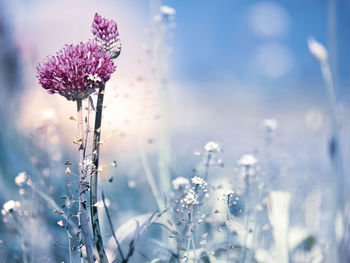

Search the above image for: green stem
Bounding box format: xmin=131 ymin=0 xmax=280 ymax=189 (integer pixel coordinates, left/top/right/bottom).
xmin=77 ymin=99 xmax=94 ymax=263
xmin=90 ymin=85 xmax=109 ymax=263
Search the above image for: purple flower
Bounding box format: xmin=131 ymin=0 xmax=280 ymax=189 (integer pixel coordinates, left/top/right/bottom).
xmin=92 ymin=13 xmax=121 ymax=59
xmin=37 ymin=41 xmax=116 ymax=101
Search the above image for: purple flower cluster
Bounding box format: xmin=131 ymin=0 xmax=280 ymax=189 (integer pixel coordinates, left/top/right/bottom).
xmin=37 ymin=41 xmax=115 ymax=101
xmin=92 ymin=13 xmax=121 ymax=58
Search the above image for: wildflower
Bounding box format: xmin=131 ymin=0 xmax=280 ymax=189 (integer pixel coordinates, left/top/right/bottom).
xmin=222 ymin=189 xmax=234 ymax=198
xmin=172 ymin=177 xmax=190 ymax=190
xmin=308 ymin=37 xmax=328 ymax=63
xmin=37 ymin=41 xmax=115 ymax=101
xmin=15 ymin=172 xmax=27 ymax=186
xmin=160 ymin=6 xmax=176 ymax=16
xmin=191 ymin=176 xmax=206 ymax=186
xmin=204 ymin=141 xmax=221 ymax=153
xmin=1 ymin=200 xmax=20 ymax=215
xmin=181 ymin=189 xmax=199 ymax=208
xmin=92 ymin=13 xmax=121 ymax=58
xmin=238 ymin=154 xmax=258 ymax=166
xmin=262 ymin=118 xmax=278 ymax=132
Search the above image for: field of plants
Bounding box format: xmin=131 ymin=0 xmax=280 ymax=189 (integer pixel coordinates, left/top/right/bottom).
xmin=0 ymin=0 xmax=350 ymax=262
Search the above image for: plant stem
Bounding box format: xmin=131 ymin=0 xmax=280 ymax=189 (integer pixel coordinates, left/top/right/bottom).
xmin=66 ymin=204 xmax=73 ymax=263
xmin=102 ymin=191 xmax=125 ymax=262
xmin=138 ymin=138 xmax=165 ymax=211
xmin=77 ymin=99 xmax=94 ymax=263
xmin=90 ymin=85 xmax=109 ymax=263
xmin=240 ymin=166 xmax=251 ymax=263
xmin=226 ymin=196 xmax=231 ymax=263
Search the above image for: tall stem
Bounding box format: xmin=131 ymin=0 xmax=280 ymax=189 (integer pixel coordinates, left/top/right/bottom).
xmin=77 ymin=99 xmax=94 ymax=263
xmin=90 ymin=85 xmax=109 ymax=262
xmin=240 ymin=166 xmax=250 ymax=263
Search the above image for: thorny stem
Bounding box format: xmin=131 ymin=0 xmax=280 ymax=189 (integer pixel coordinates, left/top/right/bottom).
xmin=77 ymin=99 xmax=94 ymax=263
xmin=90 ymin=85 xmax=109 ymax=263
xmin=66 ymin=203 xmax=73 ymax=263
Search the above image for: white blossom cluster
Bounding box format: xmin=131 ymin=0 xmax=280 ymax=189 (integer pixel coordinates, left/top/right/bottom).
xmin=204 ymin=141 xmax=221 ymax=153
xmin=238 ymin=154 xmax=258 ymax=166
xmin=172 ymin=177 xmax=190 ymax=190
xmin=262 ymin=118 xmax=278 ymax=132
xmin=191 ymin=176 xmax=207 ymax=191
xmin=15 ymin=172 xmax=27 ymax=187
xmin=181 ymin=189 xmax=199 ymax=208
xmin=1 ymin=200 xmax=21 ymax=215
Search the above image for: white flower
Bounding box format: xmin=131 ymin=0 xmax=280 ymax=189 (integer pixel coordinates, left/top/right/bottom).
xmin=191 ymin=176 xmax=206 ymax=186
xmin=172 ymin=177 xmax=190 ymax=190
xmin=2 ymin=200 xmax=20 ymax=215
xmin=204 ymin=141 xmax=221 ymax=153
xmin=160 ymin=5 xmax=176 ymax=16
xmin=262 ymin=119 xmax=278 ymax=131
xmin=308 ymin=37 xmax=328 ymax=63
xmin=15 ymin=172 xmax=27 ymax=186
xmin=238 ymin=154 xmax=258 ymax=166
xmin=181 ymin=189 xmax=199 ymax=208
xmin=222 ymin=189 xmax=234 ymax=197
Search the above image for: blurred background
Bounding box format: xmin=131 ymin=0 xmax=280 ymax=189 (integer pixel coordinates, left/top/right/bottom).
xmin=1 ymin=0 xmax=350 ymax=262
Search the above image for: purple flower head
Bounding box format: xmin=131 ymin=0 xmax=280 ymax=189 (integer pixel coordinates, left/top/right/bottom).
xmin=92 ymin=13 xmax=121 ymax=59
xmin=37 ymin=40 xmax=116 ymax=101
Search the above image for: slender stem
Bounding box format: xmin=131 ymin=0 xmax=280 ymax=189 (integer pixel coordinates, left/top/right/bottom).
xmin=203 ymin=153 xmax=211 ymax=181
xmin=191 ymin=234 xmax=197 ymax=263
xmin=66 ymin=204 xmax=73 ymax=263
xmin=90 ymin=85 xmax=109 ymax=263
xmin=102 ymin=191 xmax=125 ymax=261
xmin=240 ymin=166 xmax=250 ymax=263
xmin=138 ymin=138 xmax=165 ymax=211
xmin=186 ymin=212 xmax=191 ymax=263
xmin=226 ymin=196 xmax=231 ymax=263
xmin=77 ymin=99 xmax=94 ymax=263
xmin=186 ymin=236 xmax=191 ymax=263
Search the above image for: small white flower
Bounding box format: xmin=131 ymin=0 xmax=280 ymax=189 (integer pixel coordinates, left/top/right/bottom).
xmin=204 ymin=141 xmax=221 ymax=153
xmin=262 ymin=119 xmax=278 ymax=131
xmin=172 ymin=177 xmax=190 ymax=190
xmin=238 ymin=154 xmax=258 ymax=166
xmin=308 ymin=37 xmax=328 ymax=63
xmin=160 ymin=5 xmax=176 ymax=16
xmin=222 ymin=189 xmax=234 ymax=197
xmin=15 ymin=172 xmax=27 ymax=186
xmin=2 ymin=200 xmax=20 ymax=215
xmin=181 ymin=189 xmax=199 ymax=208
xmin=191 ymin=176 xmax=206 ymax=186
